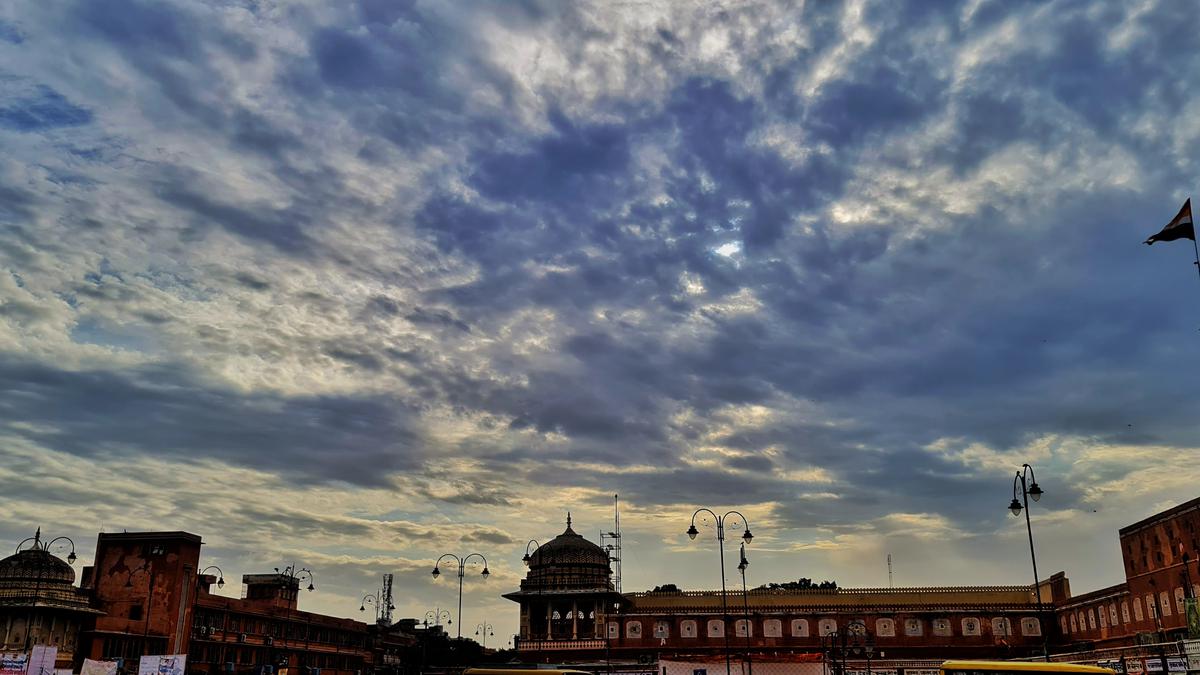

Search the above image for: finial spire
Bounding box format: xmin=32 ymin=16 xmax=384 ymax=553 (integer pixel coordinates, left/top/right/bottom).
xmin=567 ymin=512 xmax=572 ymax=529
xmin=34 ymin=528 xmax=41 ymax=548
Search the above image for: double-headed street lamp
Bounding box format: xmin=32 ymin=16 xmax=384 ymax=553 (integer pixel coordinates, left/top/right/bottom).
xmin=475 ymin=623 xmax=494 ymax=647
xmin=424 ymin=609 xmax=452 ymax=628
xmin=360 ymin=594 xmax=381 ymax=622
xmin=822 ymin=619 xmax=874 ymax=675
xmin=432 ymin=553 xmax=489 ymax=639
xmin=1008 ymin=463 xmax=1049 ymax=661
xmin=687 ymin=508 xmax=754 ymax=675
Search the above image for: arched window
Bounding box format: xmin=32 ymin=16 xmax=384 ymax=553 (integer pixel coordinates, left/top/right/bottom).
xmin=654 ymin=621 xmax=669 ymax=639
xmin=1121 ymin=602 xmax=1131 ymax=624
xmin=962 ymin=618 xmax=981 ymax=636
xmin=991 ymin=617 xmax=1011 ymax=637
xmin=791 ymin=619 xmax=809 ymax=637
xmin=1069 ymin=615 xmax=1077 ymax=632
xmin=707 ymin=620 xmax=724 ymax=638
xmin=875 ymin=619 xmax=895 ymax=637
xmin=1134 ymin=597 xmax=1144 ymax=622
xmin=1020 ymin=618 xmax=1041 ymax=636
xmin=735 ymin=620 xmax=753 ymax=637
xmin=1160 ymin=592 xmax=1173 ymax=616
xmin=904 ymin=619 xmax=922 ymax=636
xmin=552 ymin=611 xmax=561 ymax=620
xmin=1110 ymin=605 xmax=1118 ymax=626
xmin=763 ymin=620 xmax=782 ymax=638
xmin=607 ymin=622 xmax=618 ymax=639
xmin=1099 ymin=607 xmax=1107 ymax=628
xmin=932 ymin=619 xmax=952 ymax=637
xmin=1060 ymin=616 xmax=1068 ymax=634
xmin=818 ymin=619 xmax=837 ymax=636
xmin=625 ymin=621 xmax=642 ymax=638
xmin=680 ymin=620 xmax=697 ymax=638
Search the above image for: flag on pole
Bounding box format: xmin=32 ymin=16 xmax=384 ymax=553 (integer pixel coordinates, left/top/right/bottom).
xmin=1144 ymin=199 xmax=1194 ymax=245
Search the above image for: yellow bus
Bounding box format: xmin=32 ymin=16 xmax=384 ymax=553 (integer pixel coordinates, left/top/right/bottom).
xmin=941 ymin=661 xmax=1115 ymax=675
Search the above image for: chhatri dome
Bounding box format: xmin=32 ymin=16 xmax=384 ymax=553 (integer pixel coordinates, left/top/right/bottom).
xmin=519 ymin=513 xmax=614 ymax=592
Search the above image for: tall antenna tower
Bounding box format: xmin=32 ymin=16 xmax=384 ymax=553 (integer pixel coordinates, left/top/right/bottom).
xmin=380 ymin=573 xmax=394 ymax=624
xmin=887 ymin=554 xmax=893 ymax=588
xmin=601 ymin=494 xmax=622 ymax=593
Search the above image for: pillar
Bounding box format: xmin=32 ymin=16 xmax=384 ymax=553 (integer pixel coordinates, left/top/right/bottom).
xmin=546 ymin=603 xmax=552 ymax=640
xmin=571 ymin=600 xmax=578 ymax=640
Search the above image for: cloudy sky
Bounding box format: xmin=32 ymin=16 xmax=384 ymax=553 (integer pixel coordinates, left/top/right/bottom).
xmin=3 ymin=0 xmax=1200 ymax=645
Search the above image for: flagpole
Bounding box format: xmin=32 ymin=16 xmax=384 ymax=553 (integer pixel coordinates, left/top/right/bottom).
xmin=1192 ymin=236 xmax=1200 ymax=284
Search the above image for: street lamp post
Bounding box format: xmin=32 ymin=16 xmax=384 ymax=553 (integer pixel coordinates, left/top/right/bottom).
xmin=432 ymin=553 xmax=489 ymax=639
xmin=360 ymin=594 xmax=380 ymax=623
xmin=1148 ymin=578 xmax=1169 ymax=673
xmin=475 ymin=623 xmax=494 ymax=648
xmin=274 ymin=565 xmax=314 ymax=673
xmin=687 ymin=507 xmax=754 ymax=675
xmin=1008 ymin=463 xmax=1050 ymax=662
xmin=424 ymin=609 xmax=452 ymax=629
xmin=822 ymin=620 xmax=873 ymax=675
xmin=737 ymin=543 xmax=752 ymax=675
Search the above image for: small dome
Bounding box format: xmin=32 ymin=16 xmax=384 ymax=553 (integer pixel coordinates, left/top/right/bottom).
xmin=0 ymin=549 xmax=75 ymax=585
xmin=521 ymin=514 xmax=613 ymax=592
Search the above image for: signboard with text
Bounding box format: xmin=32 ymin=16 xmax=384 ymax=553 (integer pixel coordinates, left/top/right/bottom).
xmin=0 ymin=654 xmax=27 ymax=675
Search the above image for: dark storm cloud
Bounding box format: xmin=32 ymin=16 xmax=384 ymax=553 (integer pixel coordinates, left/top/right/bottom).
xmin=0 ymin=356 xmax=425 ymax=486
xmin=5 ymin=0 xmax=1200 ymax=603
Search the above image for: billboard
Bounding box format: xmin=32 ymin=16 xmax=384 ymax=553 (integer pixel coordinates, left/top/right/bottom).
xmin=0 ymin=654 xmax=28 ymax=675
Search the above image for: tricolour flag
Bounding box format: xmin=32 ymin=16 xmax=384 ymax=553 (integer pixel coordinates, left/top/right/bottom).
xmin=1145 ymin=198 xmax=1194 ymax=245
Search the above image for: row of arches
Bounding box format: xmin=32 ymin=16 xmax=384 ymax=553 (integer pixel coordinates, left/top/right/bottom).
xmin=611 ymin=616 xmax=1041 ymax=640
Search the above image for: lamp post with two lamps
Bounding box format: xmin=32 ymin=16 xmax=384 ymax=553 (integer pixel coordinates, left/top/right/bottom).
xmin=432 ymin=553 xmax=489 ymax=639
xmin=475 ymin=623 xmax=494 ymax=648
xmin=821 ymin=620 xmax=874 ymax=675
xmin=686 ymin=508 xmax=754 ymax=675
xmin=424 ymin=609 xmax=452 ymax=629
xmin=273 ymin=565 xmax=314 ymax=672
xmin=1007 ymin=463 xmax=1050 ymax=661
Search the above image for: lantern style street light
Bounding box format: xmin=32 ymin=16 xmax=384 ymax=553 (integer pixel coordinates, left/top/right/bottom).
xmin=1008 ymin=463 xmax=1049 ymax=661
xmin=522 ymin=540 xmax=541 ymax=566
xmin=687 ymin=508 xmax=754 ymax=675
xmin=432 ymin=552 xmax=489 ymax=638
xmin=424 ymin=609 xmax=452 ymax=628
xmin=475 ymin=622 xmax=494 ymax=647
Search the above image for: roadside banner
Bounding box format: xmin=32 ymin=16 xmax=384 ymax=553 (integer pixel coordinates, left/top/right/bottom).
xmin=1187 ymin=598 xmax=1200 ymax=639
xmin=0 ymin=654 xmax=29 ymax=675
xmin=28 ymin=646 xmax=57 ymax=675
xmin=81 ymin=660 xmax=118 ymax=675
xmin=137 ymin=656 xmax=186 ymax=675
xmin=1166 ymin=657 xmax=1187 ymax=673
xmin=1126 ymin=658 xmax=1146 ymax=675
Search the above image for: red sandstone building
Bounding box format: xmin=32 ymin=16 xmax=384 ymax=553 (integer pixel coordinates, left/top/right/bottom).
xmin=508 ymin=499 xmax=1200 ymax=664
xmin=76 ymin=531 xmax=371 ymax=675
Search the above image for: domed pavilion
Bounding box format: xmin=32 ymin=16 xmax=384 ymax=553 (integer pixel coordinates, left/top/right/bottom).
xmin=503 ymin=514 xmax=622 ymax=646
xmin=0 ymin=530 xmax=100 ymax=668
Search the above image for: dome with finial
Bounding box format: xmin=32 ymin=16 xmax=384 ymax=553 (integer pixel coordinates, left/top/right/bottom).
xmin=520 ymin=513 xmax=613 ymax=592
xmin=0 ymin=530 xmax=95 ymax=612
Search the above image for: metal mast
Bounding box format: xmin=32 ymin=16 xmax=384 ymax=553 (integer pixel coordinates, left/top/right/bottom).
xmin=887 ymin=554 xmax=893 ymax=588
xmin=381 ymin=573 xmax=394 ymax=624
xmin=601 ymin=494 xmax=622 ymax=593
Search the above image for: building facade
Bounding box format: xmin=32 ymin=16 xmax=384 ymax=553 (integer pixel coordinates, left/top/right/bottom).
xmin=74 ymin=531 xmax=371 ymax=675
xmin=1054 ymin=496 xmax=1200 ymax=651
xmin=506 ymin=502 xmax=1200 ymax=664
